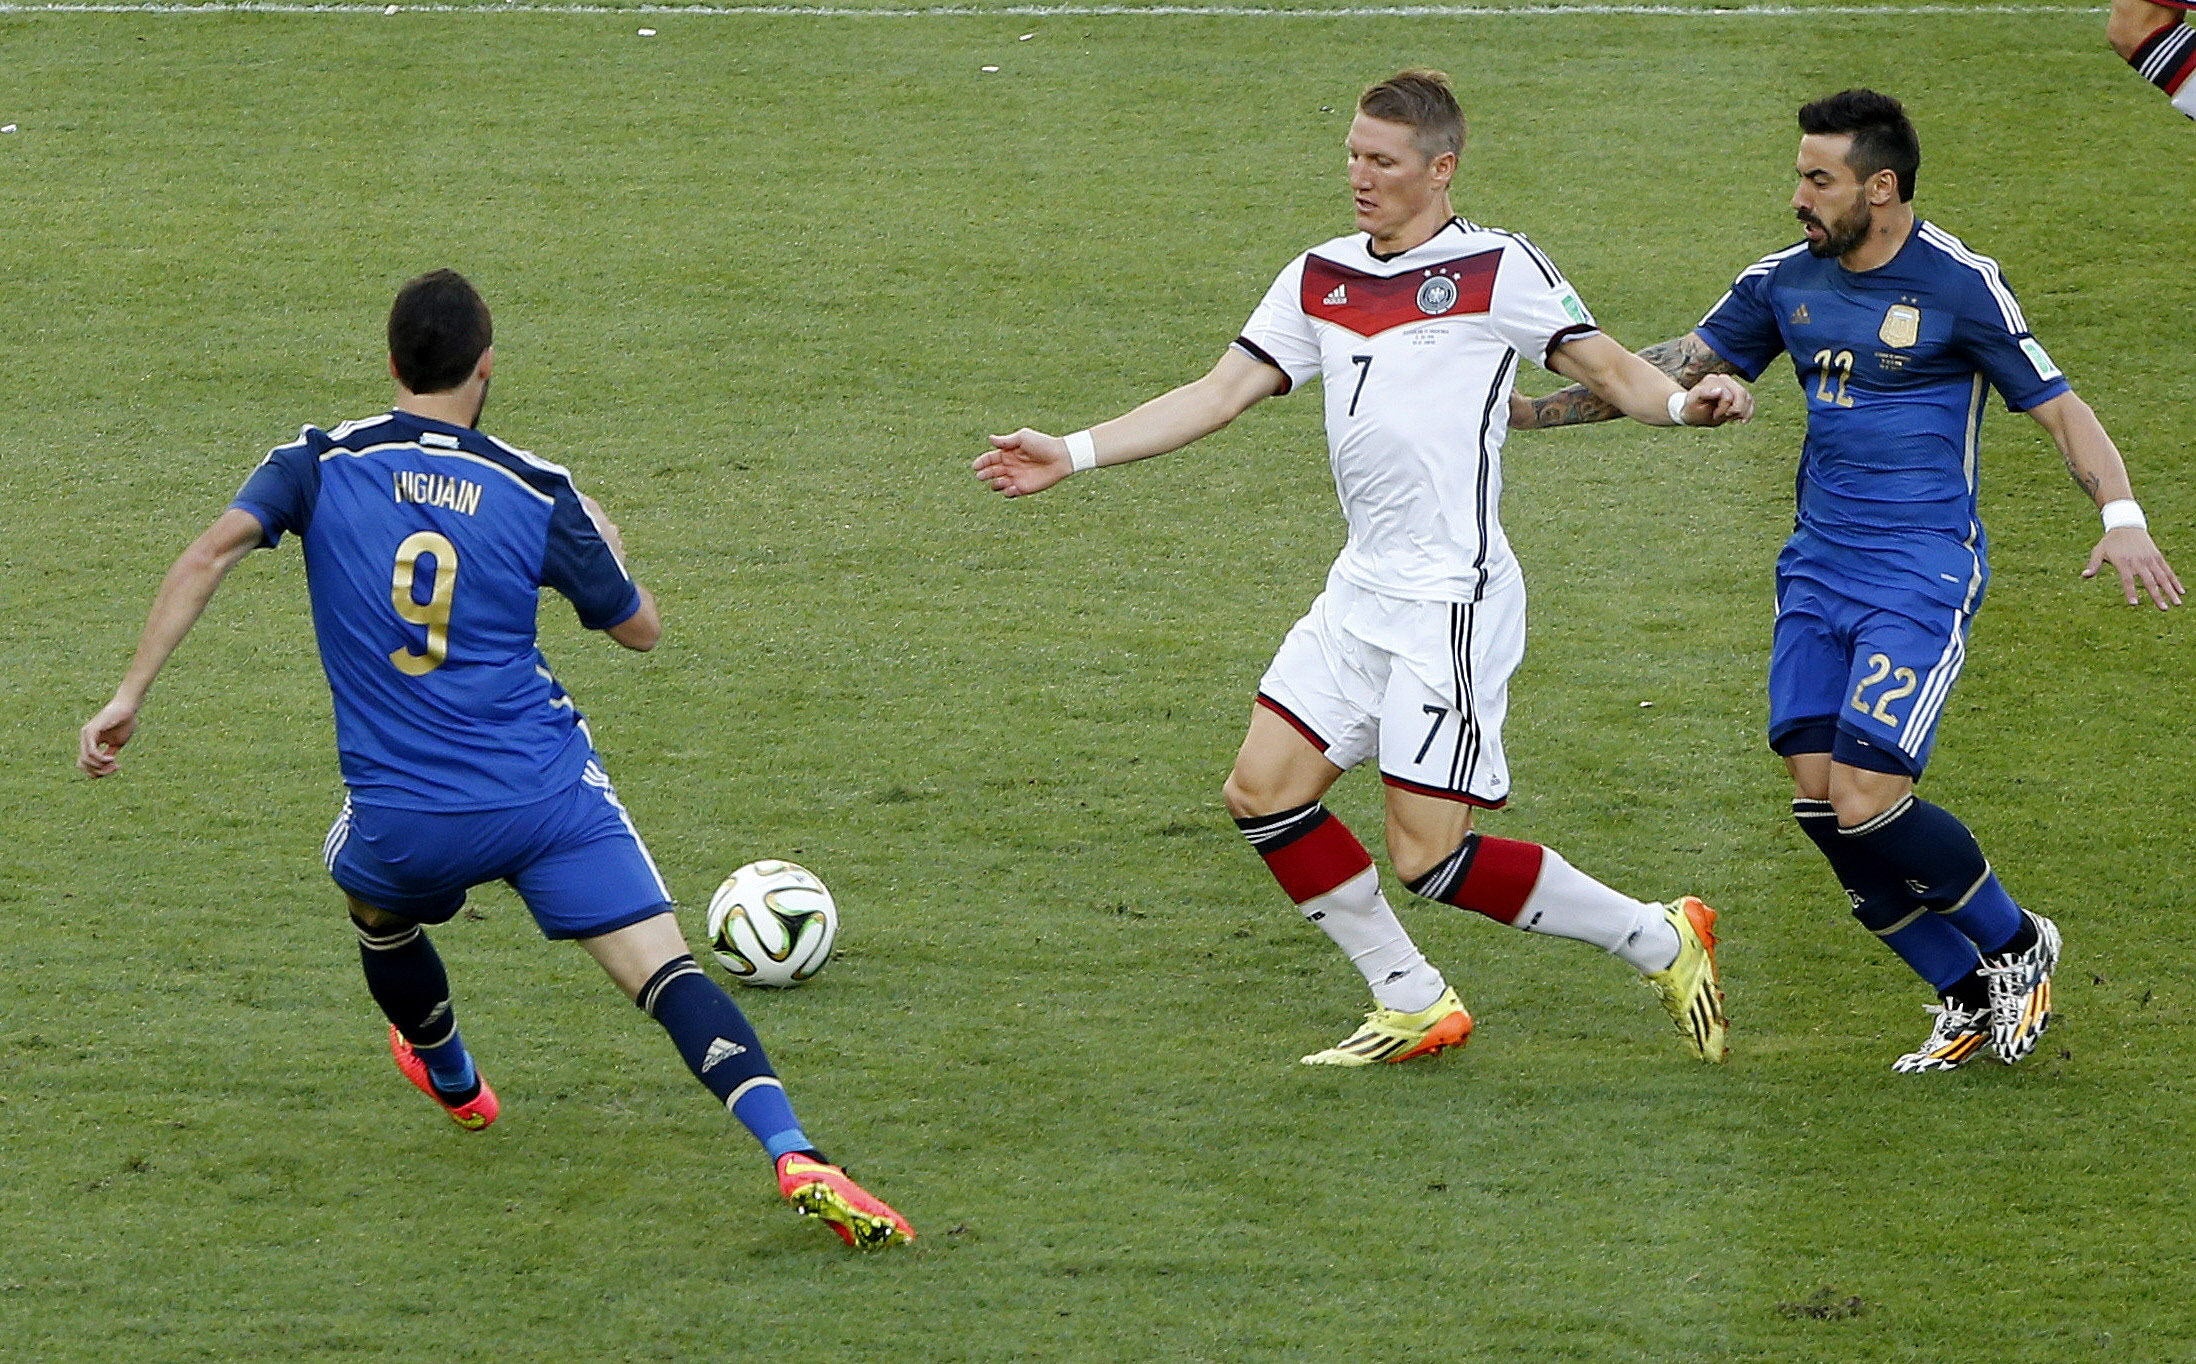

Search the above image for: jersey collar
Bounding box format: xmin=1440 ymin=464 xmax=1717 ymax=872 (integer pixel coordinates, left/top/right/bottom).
xmin=1363 ymin=216 xmax=1466 ymax=265
xmin=1833 ymin=217 xmax=1923 ymax=278
xmin=386 ymin=408 xmax=481 ymax=439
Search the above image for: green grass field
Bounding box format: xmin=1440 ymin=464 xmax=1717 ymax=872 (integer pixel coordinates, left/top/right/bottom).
xmin=3 ymin=4 xmax=2192 ymax=1359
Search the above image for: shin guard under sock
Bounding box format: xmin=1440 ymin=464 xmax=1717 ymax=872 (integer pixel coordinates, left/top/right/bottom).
xmin=2132 ymin=18 xmax=2196 ymax=119
xmin=638 ymin=955 xmax=814 ymax=1160
xmin=1792 ymin=800 xmax=1979 ymax=992
xmin=1838 ymin=795 xmax=2023 ymax=953
xmin=1406 ymin=833 xmax=1678 ymax=973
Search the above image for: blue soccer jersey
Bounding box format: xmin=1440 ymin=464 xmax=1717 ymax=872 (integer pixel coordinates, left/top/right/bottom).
xmin=231 ymin=410 xmax=641 ymax=812
xmin=1695 ymin=221 xmax=2071 ymax=611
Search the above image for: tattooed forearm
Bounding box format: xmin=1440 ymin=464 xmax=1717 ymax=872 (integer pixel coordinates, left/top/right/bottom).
xmin=2063 ymin=453 xmax=2103 ymax=499
xmin=1645 ymin=333 xmax=1742 ymax=387
xmin=1522 ymin=332 xmax=1741 ymax=428
xmin=1525 ymin=386 xmax=1623 ymax=427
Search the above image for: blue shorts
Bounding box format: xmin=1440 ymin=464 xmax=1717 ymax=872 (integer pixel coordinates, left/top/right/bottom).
xmin=324 ymin=758 xmax=672 ymax=940
xmin=1766 ymin=575 xmax=1974 ymax=779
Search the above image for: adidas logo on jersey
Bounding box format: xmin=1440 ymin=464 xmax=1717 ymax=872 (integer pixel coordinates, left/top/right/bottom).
xmin=701 ymin=1037 xmax=748 ymax=1072
xmin=1323 ymin=284 xmax=1348 ymax=306
xmin=1789 ymin=304 xmax=1812 ymax=325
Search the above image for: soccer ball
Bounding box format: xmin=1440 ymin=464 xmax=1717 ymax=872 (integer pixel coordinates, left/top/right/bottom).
xmin=706 ymin=859 xmax=838 ymax=988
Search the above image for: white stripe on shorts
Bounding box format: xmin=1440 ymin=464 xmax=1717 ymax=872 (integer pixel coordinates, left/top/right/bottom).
xmin=322 ymin=797 xmax=353 ymax=871
xmin=1898 ymin=611 xmax=1969 ymax=758
xmin=582 ymin=760 xmax=673 ymax=905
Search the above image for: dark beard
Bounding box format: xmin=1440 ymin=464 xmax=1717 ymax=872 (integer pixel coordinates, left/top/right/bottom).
xmin=467 ymin=375 xmax=490 ymax=428
xmin=1800 ymin=207 xmax=1869 ymax=259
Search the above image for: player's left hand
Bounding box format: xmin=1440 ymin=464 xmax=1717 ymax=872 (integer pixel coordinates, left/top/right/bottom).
xmin=1506 ymin=390 xmax=1537 ymax=430
xmin=1681 ymin=375 xmax=1753 ymax=427
xmin=2083 ymin=528 xmax=2183 ymax=610
xmin=78 ymin=700 xmax=140 ymax=778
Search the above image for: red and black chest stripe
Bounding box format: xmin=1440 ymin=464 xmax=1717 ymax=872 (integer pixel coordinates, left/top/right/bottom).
xmin=1301 ymin=250 xmax=1501 ymax=338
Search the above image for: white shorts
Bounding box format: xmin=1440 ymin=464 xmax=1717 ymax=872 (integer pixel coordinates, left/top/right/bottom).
xmin=1256 ymin=577 xmax=1524 ymax=808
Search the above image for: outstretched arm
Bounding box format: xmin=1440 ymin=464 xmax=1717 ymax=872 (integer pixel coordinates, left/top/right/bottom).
xmin=1515 ymin=332 xmax=1745 ymax=429
xmin=974 ymin=348 xmax=1289 ymax=498
xmin=79 ymin=507 xmax=267 ymax=777
xmin=2025 ymin=390 xmax=2183 ymax=610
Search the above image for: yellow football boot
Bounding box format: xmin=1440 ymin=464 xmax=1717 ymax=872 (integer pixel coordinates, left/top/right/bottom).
xmin=1645 ymin=897 xmax=1729 ymax=1063
xmin=1300 ymin=986 xmax=1473 ymax=1066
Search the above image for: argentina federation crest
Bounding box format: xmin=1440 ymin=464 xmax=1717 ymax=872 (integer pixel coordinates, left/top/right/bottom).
xmin=1416 ymin=273 xmax=1459 ymax=316
xmin=1879 ymin=304 xmax=1921 ymax=349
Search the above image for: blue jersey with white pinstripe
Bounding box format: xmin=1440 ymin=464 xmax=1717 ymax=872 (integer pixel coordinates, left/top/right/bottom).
xmin=1696 ymin=221 xmax=2071 ymax=611
xmin=231 ymin=409 xmax=641 ymax=812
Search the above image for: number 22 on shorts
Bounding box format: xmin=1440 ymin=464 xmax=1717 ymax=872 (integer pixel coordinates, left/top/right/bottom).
xmin=1849 ymin=652 xmax=1916 ymax=725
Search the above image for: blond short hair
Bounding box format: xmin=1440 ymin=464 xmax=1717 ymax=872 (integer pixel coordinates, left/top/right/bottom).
xmin=1358 ymin=69 xmax=1466 ymax=161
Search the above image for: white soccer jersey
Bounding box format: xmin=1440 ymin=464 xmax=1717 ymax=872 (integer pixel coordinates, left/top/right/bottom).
xmin=1235 ymin=217 xmax=1599 ymax=602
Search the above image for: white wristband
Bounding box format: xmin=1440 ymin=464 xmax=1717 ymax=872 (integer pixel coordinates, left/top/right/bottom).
xmin=2101 ymin=498 xmax=2147 ymax=532
xmin=1666 ymin=389 xmax=1692 ymax=427
xmin=1064 ymin=429 xmax=1099 ymax=474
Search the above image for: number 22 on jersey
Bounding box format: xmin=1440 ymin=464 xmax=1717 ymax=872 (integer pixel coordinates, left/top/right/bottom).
xmin=389 ymin=531 xmax=459 ymax=676
xmin=1812 ymin=349 xmax=1855 ymax=408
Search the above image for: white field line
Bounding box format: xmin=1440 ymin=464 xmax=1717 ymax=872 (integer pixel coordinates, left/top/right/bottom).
xmin=0 ymin=1 xmax=2109 ymax=15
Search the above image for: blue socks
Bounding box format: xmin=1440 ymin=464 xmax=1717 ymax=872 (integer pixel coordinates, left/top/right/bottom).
xmin=414 ymin=1038 xmax=477 ymax=1096
xmin=354 ymin=914 xmax=480 ymax=1099
xmin=1793 ymin=793 xmax=2033 ymax=1005
xmin=637 ymin=955 xmax=815 ymax=1161
xmin=1793 ymin=800 xmax=1981 ymax=993
xmin=1839 ymin=795 xmax=2023 ymax=954
xmin=357 ymin=922 xmax=812 ymax=1159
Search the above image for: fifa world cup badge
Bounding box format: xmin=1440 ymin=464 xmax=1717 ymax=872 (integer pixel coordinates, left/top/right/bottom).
xmin=1878 ymin=304 xmax=1921 ymax=349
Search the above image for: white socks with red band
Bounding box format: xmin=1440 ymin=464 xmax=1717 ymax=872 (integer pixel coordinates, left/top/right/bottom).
xmin=1409 ymin=832 xmax=1679 ymax=974
xmin=1237 ymin=801 xmax=1448 ymax=1014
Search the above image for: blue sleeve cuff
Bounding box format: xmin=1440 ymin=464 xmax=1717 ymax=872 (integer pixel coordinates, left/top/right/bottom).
xmin=1694 ymin=328 xmax=1769 ymax=383
xmin=2002 ymin=377 xmax=2071 ymax=414
xmin=227 ymin=500 xmax=285 ymax=548
xmin=583 ymin=582 xmax=643 ymax=633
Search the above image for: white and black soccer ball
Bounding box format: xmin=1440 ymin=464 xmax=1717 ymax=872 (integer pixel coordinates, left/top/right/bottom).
xmin=705 ymin=859 xmax=838 ymax=988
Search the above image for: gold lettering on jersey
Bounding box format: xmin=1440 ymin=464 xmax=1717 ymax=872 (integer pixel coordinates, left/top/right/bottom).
xmin=1878 ymin=304 xmax=1921 ymax=349
xmin=392 ymin=470 xmax=484 ymax=517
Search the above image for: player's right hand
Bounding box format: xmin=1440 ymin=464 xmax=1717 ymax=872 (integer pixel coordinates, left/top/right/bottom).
xmin=1681 ymin=375 xmax=1753 ymax=427
xmin=78 ymin=700 xmax=139 ymax=778
xmin=973 ymin=430 xmax=1072 ymax=498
